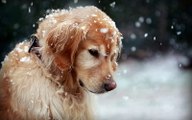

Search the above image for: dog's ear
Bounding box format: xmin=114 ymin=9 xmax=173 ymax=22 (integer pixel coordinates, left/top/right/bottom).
xmin=46 ymin=21 xmax=89 ymax=70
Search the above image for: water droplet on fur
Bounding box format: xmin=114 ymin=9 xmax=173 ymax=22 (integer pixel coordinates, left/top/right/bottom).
xmin=100 ymin=28 xmax=109 ymax=33
xmin=24 ymin=46 xmax=29 ymax=52
xmin=20 ymin=56 xmax=31 ymax=62
xmin=80 ymin=26 xmax=86 ymax=30
xmin=91 ymin=14 xmax=97 ymax=17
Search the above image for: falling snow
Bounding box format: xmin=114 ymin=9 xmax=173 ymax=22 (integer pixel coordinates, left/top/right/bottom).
xmin=123 ymin=69 xmax=127 ymax=74
xmin=153 ymin=36 xmax=156 ymax=41
xmin=39 ymin=17 xmax=44 ymax=21
xmin=130 ymin=33 xmax=136 ymax=40
xmin=30 ymin=2 xmax=33 ymax=6
xmin=74 ymin=0 xmax=78 ymax=4
xmin=131 ymin=46 xmax=136 ymax=52
xmin=95 ymin=54 xmax=192 ymax=120
xmin=122 ymin=96 xmax=129 ymax=101
xmin=1 ymin=3 xmax=191 ymax=120
xmin=171 ymin=25 xmax=174 ymax=29
xmin=146 ymin=0 xmax=150 ymax=3
xmin=110 ymin=2 xmax=116 ymax=8
xmin=1 ymin=0 xmax=6 ymax=4
xmin=13 ymin=23 xmax=19 ymax=29
xmin=155 ymin=10 xmax=161 ymax=17
xmin=28 ymin=7 xmax=31 ymax=13
xmin=176 ymin=31 xmax=182 ymax=35
xmin=135 ymin=21 xmax=141 ymax=28
xmin=146 ymin=17 xmax=152 ymax=24
xmin=138 ymin=16 xmax=144 ymax=23
xmin=144 ymin=33 xmax=148 ymax=38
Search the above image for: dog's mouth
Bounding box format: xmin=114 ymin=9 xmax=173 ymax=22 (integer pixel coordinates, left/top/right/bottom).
xmin=79 ymin=80 xmax=106 ymax=94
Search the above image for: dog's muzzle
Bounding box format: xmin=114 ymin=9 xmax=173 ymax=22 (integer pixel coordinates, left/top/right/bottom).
xmin=79 ymin=78 xmax=116 ymax=94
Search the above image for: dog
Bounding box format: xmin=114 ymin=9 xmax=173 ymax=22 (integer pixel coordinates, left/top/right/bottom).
xmin=0 ymin=6 xmax=122 ymax=120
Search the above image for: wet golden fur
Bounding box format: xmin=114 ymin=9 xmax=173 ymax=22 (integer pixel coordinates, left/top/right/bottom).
xmin=0 ymin=6 xmax=122 ymax=120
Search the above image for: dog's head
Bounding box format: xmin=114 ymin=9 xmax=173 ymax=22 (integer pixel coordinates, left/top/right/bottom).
xmin=38 ymin=6 xmax=122 ymax=94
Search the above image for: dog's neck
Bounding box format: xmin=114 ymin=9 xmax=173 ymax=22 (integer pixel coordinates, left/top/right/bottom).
xmin=44 ymin=55 xmax=84 ymax=100
xmin=28 ymin=36 xmax=85 ymax=100
xmin=51 ymin=64 xmax=83 ymax=96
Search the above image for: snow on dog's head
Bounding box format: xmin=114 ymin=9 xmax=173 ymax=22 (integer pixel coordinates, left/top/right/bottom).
xmin=36 ymin=6 xmax=122 ymax=94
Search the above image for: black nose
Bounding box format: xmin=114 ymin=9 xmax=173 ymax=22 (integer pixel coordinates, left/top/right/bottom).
xmin=104 ymin=80 xmax=117 ymax=91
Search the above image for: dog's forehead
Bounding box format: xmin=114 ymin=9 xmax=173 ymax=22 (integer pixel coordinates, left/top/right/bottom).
xmin=81 ymin=14 xmax=121 ymax=55
xmin=86 ymin=29 xmax=119 ymax=55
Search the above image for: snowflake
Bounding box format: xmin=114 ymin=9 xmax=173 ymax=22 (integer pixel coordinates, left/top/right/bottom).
xmin=110 ymin=2 xmax=116 ymax=8
xmin=131 ymin=46 xmax=136 ymax=52
xmin=100 ymin=28 xmax=109 ymax=33
xmin=20 ymin=56 xmax=31 ymax=63
xmin=176 ymin=31 xmax=182 ymax=35
xmin=135 ymin=21 xmax=141 ymax=28
xmin=144 ymin=33 xmax=148 ymax=38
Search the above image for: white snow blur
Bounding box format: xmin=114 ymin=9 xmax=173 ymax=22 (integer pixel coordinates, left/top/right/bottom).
xmin=144 ymin=33 xmax=148 ymax=38
xmin=95 ymin=54 xmax=192 ymax=120
xmin=110 ymin=2 xmax=116 ymax=8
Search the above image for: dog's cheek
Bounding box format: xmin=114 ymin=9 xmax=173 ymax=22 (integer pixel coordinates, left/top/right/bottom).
xmin=54 ymin=55 xmax=71 ymax=70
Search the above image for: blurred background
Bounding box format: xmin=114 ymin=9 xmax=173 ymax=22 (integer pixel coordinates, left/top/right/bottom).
xmin=0 ymin=0 xmax=192 ymax=120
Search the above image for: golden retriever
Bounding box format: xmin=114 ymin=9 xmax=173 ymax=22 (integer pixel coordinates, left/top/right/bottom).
xmin=0 ymin=6 xmax=122 ymax=120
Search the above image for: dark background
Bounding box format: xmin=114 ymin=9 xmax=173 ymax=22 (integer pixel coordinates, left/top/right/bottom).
xmin=0 ymin=0 xmax=192 ymax=63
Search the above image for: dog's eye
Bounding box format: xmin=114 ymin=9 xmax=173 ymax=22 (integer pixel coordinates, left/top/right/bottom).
xmin=88 ymin=49 xmax=99 ymax=57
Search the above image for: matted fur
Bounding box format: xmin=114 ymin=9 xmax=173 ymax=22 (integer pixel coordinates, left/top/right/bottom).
xmin=0 ymin=6 xmax=122 ymax=120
